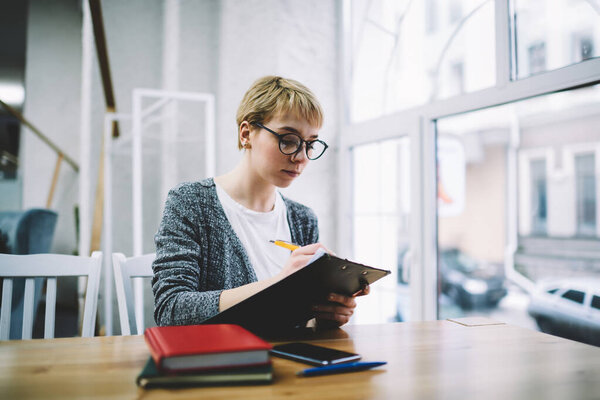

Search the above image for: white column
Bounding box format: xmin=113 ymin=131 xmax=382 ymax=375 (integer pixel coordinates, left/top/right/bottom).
xmin=78 ymin=0 xmax=92 ymax=259
xmin=102 ymin=113 xmax=114 ymax=336
xmin=78 ymin=0 xmax=93 ymax=334
xmin=161 ymin=0 xmax=180 ymax=200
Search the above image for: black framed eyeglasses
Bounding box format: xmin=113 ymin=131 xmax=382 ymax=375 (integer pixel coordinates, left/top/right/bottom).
xmin=252 ymin=122 xmax=328 ymax=160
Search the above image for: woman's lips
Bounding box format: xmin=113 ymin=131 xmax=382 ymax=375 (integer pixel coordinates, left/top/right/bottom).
xmin=283 ymin=170 xmax=300 ymax=178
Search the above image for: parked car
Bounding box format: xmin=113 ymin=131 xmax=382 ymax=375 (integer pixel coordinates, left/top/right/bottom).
xmin=527 ymin=278 xmax=600 ymax=346
xmin=439 ymin=248 xmax=507 ymax=309
xmin=397 ymin=247 xmax=507 ymax=309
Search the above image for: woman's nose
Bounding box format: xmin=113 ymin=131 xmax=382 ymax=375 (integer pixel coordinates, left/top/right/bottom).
xmin=290 ymin=144 xmax=309 ymax=162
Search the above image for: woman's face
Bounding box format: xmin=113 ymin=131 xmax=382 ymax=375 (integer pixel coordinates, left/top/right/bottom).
xmin=246 ymin=113 xmax=320 ymax=188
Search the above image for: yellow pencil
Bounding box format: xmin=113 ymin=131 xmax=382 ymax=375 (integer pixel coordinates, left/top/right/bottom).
xmin=269 ymin=239 xmax=300 ymax=251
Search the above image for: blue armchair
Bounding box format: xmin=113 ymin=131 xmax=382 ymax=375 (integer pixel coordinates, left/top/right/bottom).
xmin=0 ymin=208 xmax=58 ymax=339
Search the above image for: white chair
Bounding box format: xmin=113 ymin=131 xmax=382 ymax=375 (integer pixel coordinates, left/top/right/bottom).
xmin=112 ymin=253 xmax=155 ymax=335
xmin=0 ymin=252 xmax=102 ymax=340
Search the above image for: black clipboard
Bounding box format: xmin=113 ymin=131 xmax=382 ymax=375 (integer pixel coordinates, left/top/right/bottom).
xmin=203 ymin=253 xmax=391 ymax=335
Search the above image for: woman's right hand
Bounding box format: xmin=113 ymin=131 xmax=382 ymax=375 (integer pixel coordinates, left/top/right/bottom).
xmin=278 ymin=243 xmax=330 ymax=279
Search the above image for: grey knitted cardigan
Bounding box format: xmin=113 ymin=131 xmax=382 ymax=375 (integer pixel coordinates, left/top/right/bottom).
xmin=152 ymin=178 xmax=319 ymax=327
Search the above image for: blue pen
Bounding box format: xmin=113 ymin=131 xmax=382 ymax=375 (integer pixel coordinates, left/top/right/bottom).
xmin=297 ymin=361 xmax=387 ymax=377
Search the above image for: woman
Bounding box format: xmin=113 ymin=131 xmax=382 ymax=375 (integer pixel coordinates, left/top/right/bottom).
xmin=152 ymin=76 xmax=368 ymax=329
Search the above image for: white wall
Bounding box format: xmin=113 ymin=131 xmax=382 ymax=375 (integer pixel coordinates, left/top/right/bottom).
xmin=216 ymin=0 xmax=339 ymax=247
xmin=20 ymin=0 xmax=340 ymax=332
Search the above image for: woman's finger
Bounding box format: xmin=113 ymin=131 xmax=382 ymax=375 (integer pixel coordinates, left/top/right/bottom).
xmin=313 ymin=304 xmax=354 ymax=316
xmin=327 ymin=293 xmax=356 ymax=308
xmin=315 ymin=312 xmax=350 ymax=325
xmin=292 ymin=242 xmax=334 ymax=256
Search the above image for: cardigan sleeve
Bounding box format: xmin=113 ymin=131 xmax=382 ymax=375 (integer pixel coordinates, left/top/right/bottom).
xmin=151 ymin=186 xmax=222 ymax=326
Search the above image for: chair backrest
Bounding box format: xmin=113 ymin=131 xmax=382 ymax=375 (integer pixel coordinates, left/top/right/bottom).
xmin=0 ymin=252 xmax=102 ymax=340
xmin=0 ymin=208 xmax=58 ymax=254
xmin=0 ymin=209 xmax=58 ymax=339
xmin=112 ymin=253 xmax=155 ymax=335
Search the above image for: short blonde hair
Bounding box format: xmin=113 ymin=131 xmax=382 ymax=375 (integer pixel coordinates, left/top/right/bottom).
xmin=236 ymin=76 xmax=324 ymax=149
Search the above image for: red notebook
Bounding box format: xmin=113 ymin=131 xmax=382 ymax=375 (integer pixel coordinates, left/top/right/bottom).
xmin=144 ymin=324 xmax=272 ymax=373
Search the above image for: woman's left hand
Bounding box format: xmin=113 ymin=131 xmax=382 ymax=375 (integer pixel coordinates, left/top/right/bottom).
xmin=313 ymin=286 xmax=370 ymax=327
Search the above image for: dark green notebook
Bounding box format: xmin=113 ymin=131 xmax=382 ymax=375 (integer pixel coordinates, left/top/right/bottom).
xmin=136 ymin=357 xmax=273 ymax=389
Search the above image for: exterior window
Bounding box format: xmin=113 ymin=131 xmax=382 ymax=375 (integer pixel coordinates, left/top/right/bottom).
xmin=528 ymin=42 xmax=546 ymax=75
xmin=425 ymin=0 xmax=437 ymax=33
xmin=352 ymin=138 xmax=411 ymax=324
xmin=573 ymin=33 xmax=595 ymax=62
xmin=530 ymin=159 xmax=547 ymax=235
xmin=349 ymin=0 xmax=494 ymax=121
xmin=449 ymin=0 xmax=462 ymax=24
xmin=513 ymin=0 xmax=600 ymax=79
xmin=580 ymin=37 xmax=594 ymax=61
xmin=434 ymin=85 xmax=600 ymax=346
xmin=562 ymin=289 xmax=585 ymax=304
xmin=450 ymin=62 xmax=464 ymax=95
xmin=592 ymin=295 xmax=600 ymax=310
xmin=575 ymin=153 xmax=596 ymax=236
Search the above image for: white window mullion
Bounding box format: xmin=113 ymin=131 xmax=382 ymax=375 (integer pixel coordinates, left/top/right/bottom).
xmin=495 ymin=0 xmax=512 ymax=87
xmin=337 ymin=0 xmax=354 ymax=257
xmin=426 ymin=58 xmax=600 ymax=120
xmin=409 ymin=117 xmax=429 ymax=321
xmin=421 ymin=118 xmax=439 ymax=321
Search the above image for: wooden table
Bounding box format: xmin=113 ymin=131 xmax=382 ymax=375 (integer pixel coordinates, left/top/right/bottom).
xmin=1 ymin=319 xmax=599 ymax=399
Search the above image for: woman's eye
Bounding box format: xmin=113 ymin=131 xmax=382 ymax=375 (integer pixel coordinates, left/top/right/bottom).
xmin=282 ymin=139 xmax=300 ymax=148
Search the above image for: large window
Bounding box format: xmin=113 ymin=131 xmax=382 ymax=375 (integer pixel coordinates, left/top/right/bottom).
xmin=343 ymin=0 xmax=600 ymax=347
xmin=435 ymin=85 xmax=600 ymax=346
xmin=349 ymin=0 xmax=495 ymax=122
xmin=513 ymin=0 xmax=600 ymax=79
xmin=351 ymin=138 xmax=410 ymax=324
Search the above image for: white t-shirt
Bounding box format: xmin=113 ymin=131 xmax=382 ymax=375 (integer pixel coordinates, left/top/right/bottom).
xmin=215 ymin=184 xmax=292 ymax=281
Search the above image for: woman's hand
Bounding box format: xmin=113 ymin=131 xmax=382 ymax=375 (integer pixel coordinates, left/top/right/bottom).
xmin=313 ymin=285 xmax=370 ymax=328
xmin=277 ymin=243 xmax=330 ymax=279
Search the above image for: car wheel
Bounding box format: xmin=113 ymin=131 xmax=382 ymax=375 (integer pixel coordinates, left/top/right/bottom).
xmin=488 ymin=299 xmax=501 ymax=308
xmin=460 ymin=296 xmax=473 ymax=310
xmin=446 ymin=286 xmax=461 ymax=307
xmin=536 ymin=317 xmax=553 ymax=334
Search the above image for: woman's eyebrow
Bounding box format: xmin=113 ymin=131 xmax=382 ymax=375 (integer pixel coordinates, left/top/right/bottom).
xmin=279 ymin=126 xmax=319 ymax=139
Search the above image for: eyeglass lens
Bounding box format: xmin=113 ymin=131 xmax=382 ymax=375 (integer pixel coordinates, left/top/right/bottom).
xmin=279 ymin=134 xmax=326 ymax=159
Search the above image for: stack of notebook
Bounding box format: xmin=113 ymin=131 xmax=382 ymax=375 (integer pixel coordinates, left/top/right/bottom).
xmin=137 ymin=324 xmax=273 ymax=388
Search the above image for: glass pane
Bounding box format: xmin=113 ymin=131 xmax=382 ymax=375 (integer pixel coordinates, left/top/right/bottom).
xmin=351 ymin=138 xmax=410 ymax=323
xmin=562 ymin=290 xmax=585 ymax=304
xmin=512 ymin=0 xmax=600 ymax=79
xmin=436 ymin=83 xmax=600 ymax=347
xmin=349 ymin=0 xmax=495 ymax=122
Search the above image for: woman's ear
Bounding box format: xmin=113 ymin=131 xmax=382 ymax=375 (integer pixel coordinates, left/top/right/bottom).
xmin=239 ymin=121 xmax=252 ymax=149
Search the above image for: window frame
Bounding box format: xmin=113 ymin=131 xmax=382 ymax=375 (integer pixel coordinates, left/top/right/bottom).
xmin=339 ymin=0 xmax=600 ymax=321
